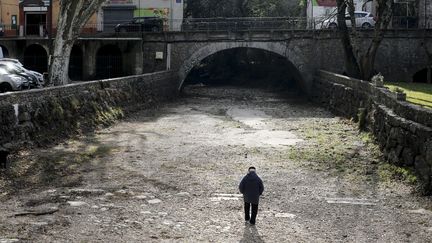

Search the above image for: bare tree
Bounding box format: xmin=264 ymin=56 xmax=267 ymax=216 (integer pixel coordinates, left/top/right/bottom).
xmin=336 ymin=0 xmax=394 ymax=80
xmin=49 ymin=0 xmax=107 ymax=86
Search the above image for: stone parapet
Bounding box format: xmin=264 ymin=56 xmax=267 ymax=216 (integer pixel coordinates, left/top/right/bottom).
xmin=314 ymin=70 xmax=432 ymax=193
xmin=318 ymin=71 xmax=432 ymax=128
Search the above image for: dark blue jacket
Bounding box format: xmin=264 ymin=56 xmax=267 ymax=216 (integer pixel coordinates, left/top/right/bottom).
xmin=239 ymin=171 xmax=264 ymax=204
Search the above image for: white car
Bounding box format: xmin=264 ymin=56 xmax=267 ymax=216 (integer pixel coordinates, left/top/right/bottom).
xmin=322 ymin=11 xmax=376 ymax=29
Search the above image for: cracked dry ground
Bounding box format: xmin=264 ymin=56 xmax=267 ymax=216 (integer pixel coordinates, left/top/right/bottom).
xmin=1 ymin=86 xmax=432 ymax=243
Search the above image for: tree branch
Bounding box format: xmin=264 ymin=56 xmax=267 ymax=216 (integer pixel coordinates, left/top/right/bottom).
xmin=80 ymin=0 xmax=107 ymax=29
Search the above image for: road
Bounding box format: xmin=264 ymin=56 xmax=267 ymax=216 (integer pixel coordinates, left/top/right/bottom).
xmin=0 ymin=86 xmax=431 ymax=242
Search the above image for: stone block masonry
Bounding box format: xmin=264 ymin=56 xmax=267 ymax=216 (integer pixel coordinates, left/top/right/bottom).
xmin=313 ymin=71 xmax=432 ymax=194
xmin=0 ymin=71 xmax=179 ymax=152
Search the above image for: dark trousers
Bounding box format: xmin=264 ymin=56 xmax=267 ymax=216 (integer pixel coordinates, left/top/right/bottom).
xmin=244 ymin=202 xmax=258 ymax=224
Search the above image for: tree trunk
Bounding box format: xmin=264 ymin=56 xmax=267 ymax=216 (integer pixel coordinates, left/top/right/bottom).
xmin=359 ymin=34 xmax=384 ymax=80
xmin=336 ymin=0 xmax=361 ymax=78
xmin=336 ymin=0 xmax=393 ymax=80
xmin=359 ymin=55 xmax=375 ymax=80
xmin=48 ymin=0 xmax=107 ymax=86
xmin=358 ymin=0 xmax=393 ymax=80
xmin=49 ymin=38 xmax=74 ymax=86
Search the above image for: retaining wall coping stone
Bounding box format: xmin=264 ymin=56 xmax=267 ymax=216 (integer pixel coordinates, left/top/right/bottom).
xmin=318 ymin=70 xmax=432 ymax=128
xmin=0 ymin=71 xmax=174 ymax=104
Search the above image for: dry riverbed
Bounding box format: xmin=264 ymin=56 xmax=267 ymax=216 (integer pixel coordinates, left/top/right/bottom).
xmin=0 ymin=86 xmax=431 ymax=242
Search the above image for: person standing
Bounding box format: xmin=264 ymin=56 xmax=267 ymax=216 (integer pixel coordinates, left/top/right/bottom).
xmin=239 ymin=166 xmax=264 ymax=225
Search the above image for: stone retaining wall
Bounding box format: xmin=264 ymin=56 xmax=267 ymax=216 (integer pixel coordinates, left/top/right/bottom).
xmin=0 ymin=71 xmax=179 ymax=151
xmin=313 ymin=71 xmax=432 ymax=193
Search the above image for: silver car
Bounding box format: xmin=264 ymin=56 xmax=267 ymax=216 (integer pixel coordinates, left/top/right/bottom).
xmin=0 ymin=67 xmax=30 ymax=93
xmin=0 ymin=58 xmax=23 ymax=66
xmin=0 ymin=59 xmax=44 ymax=87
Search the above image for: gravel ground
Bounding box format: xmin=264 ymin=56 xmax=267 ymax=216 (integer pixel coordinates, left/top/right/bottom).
xmin=0 ymin=86 xmax=431 ymax=243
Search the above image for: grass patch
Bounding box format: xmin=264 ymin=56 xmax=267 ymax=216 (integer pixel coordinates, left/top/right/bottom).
xmin=284 ymin=120 xmax=372 ymax=176
xmin=284 ymin=118 xmax=419 ymax=189
xmin=83 ymin=145 xmax=114 ymax=159
xmin=378 ymin=163 xmax=417 ymax=185
xmin=385 ymin=82 xmax=432 ymax=108
xmin=2 ymin=141 xmax=116 ymax=191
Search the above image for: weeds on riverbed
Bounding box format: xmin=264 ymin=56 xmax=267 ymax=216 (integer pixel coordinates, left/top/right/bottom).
xmin=378 ymin=163 xmax=417 ymax=185
xmin=283 ymin=117 xmax=417 ymax=188
xmin=1 ymin=139 xmax=116 ymax=192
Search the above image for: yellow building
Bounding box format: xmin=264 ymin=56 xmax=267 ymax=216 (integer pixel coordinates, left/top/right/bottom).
xmin=0 ymin=0 xmax=20 ymax=36
xmin=3 ymin=0 xmax=183 ymax=37
xmin=50 ymin=0 xmax=99 ymax=34
xmin=15 ymin=0 xmax=98 ymax=37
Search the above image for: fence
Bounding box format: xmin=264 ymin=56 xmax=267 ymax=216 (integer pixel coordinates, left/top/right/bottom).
xmin=76 ymin=17 xmax=432 ymax=34
xmin=0 ymin=16 xmax=430 ymax=38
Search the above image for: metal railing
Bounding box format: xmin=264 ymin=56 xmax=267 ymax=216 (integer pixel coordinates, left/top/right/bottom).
xmin=0 ymin=16 xmax=429 ymax=38
xmin=80 ymin=17 xmax=432 ymax=34
xmin=391 ymin=16 xmax=418 ymax=29
xmin=181 ymin=17 xmax=309 ymax=31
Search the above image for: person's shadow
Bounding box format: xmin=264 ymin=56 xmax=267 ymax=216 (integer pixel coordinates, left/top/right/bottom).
xmin=239 ymin=224 xmax=265 ymax=243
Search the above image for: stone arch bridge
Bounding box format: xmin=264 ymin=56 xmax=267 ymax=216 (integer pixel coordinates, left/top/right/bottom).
xmin=0 ymin=30 xmax=430 ymax=93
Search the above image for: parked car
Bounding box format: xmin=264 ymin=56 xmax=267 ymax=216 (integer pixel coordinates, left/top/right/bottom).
xmin=0 ymin=67 xmax=30 ymax=93
xmin=0 ymin=63 xmax=42 ymax=88
xmin=0 ymin=59 xmax=44 ymax=88
xmin=115 ymin=17 xmax=164 ymax=33
xmin=321 ymin=11 xmax=376 ymax=29
xmin=0 ymin=58 xmax=23 ymax=66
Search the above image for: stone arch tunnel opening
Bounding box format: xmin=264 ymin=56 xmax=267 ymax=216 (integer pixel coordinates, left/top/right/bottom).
xmin=182 ymin=48 xmax=303 ymax=92
xmin=96 ymin=45 xmax=123 ymax=79
xmin=69 ymin=45 xmax=84 ymax=81
xmin=24 ymin=44 xmax=48 ymax=74
xmin=413 ymin=68 xmax=432 ymax=83
xmin=0 ymin=45 xmax=9 ymax=58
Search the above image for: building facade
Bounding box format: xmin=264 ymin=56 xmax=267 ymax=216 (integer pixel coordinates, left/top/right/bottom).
xmin=307 ymin=0 xmax=371 ymax=20
xmin=418 ymin=0 xmax=432 ymax=28
xmin=7 ymin=0 xmax=185 ymax=37
xmin=17 ymin=0 xmax=98 ymax=37
xmin=19 ymin=0 xmax=52 ymax=36
xmin=101 ymin=0 xmax=184 ymax=31
xmin=307 ymin=0 xmax=370 ymax=28
xmin=0 ymin=0 xmax=19 ymax=36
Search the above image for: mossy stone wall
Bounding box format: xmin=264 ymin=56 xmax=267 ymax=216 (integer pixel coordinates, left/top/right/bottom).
xmin=0 ymin=71 xmax=179 ymax=150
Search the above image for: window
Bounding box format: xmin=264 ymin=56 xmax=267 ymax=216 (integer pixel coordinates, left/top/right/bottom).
xmin=354 ymin=13 xmax=367 ymax=18
xmin=0 ymin=68 xmax=8 ymax=75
